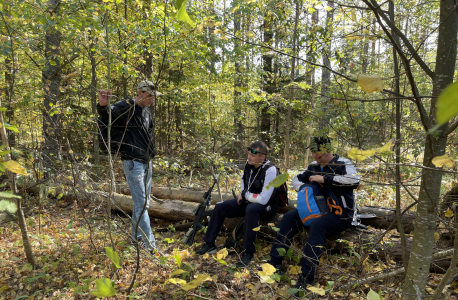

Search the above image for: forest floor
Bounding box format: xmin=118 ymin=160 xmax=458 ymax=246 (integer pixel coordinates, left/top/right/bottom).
xmin=1 ymin=166 xmax=458 ymax=299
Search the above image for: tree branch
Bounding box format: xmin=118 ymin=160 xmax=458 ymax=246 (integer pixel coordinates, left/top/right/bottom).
xmin=368 ymin=0 xmax=434 ymax=78
xmin=362 ymin=0 xmax=430 ymax=132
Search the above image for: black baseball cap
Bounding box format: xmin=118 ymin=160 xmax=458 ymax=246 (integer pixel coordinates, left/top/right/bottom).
xmin=306 ymin=135 xmax=332 ymax=152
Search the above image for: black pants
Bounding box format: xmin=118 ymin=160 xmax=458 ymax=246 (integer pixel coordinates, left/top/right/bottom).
xmin=204 ymin=199 xmax=277 ymax=254
xmin=269 ymin=208 xmax=351 ymax=276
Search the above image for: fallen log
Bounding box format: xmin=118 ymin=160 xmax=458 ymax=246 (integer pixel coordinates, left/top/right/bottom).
xmin=106 ymin=189 xmax=415 ymax=233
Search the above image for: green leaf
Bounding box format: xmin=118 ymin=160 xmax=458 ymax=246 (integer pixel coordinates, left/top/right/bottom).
xmin=5 ymin=125 xmax=19 ymax=133
xmin=105 ymin=247 xmax=122 ymax=268
xmin=176 ymin=0 xmax=194 ymax=26
xmin=276 ymin=248 xmax=286 ymax=256
xmin=0 ymin=200 xmax=17 ymax=213
xmin=288 ymin=288 xmax=303 ymax=297
xmin=0 ymin=150 xmax=12 ymax=156
xmin=91 ymin=278 xmax=116 ymax=297
xmin=0 ymin=191 xmax=21 ymax=199
xmin=436 ymin=81 xmax=458 ymax=126
xmin=367 ymin=289 xmax=381 ymax=300
xmin=0 ymin=108 xmax=7 ymax=111
xmin=175 ymin=0 xmax=186 ymax=9
xmin=265 ymin=173 xmax=289 ymax=189
xmin=66 ymin=219 xmax=73 ymax=230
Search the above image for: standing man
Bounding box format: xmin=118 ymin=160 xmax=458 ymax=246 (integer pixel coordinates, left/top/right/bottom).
xmin=267 ymin=135 xmax=360 ymax=296
xmin=97 ymin=80 xmax=161 ymax=251
xmin=196 ymin=141 xmax=281 ymax=268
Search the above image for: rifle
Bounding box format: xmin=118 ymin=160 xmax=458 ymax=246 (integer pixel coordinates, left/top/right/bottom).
xmin=182 ymin=175 xmax=219 ymax=246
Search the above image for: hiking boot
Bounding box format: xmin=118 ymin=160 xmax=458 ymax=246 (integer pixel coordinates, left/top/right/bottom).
xmin=235 ymin=252 xmax=254 ymax=268
xmin=196 ymin=243 xmax=217 ymax=255
xmin=293 ymin=274 xmax=315 ymax=297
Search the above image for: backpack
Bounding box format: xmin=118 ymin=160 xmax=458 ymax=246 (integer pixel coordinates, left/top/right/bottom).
xmin=274 ymin=166 xmax=289 ymax=207
xmin=297 ymin=182 xmax=342 ymax=226
xmin=97 ymin=100 xmax=129 ymax=155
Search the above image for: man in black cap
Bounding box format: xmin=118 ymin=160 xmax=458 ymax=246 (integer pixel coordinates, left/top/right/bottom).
xmin=98 ymin=80 xmax=162 ymax=252
xmin=195 ymin=141 xmax=281 ymax=268
xmin=266 ymin=135 xmax=360 ymax=296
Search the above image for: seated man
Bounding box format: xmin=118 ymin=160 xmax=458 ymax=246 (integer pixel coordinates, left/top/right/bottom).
xmin=267 ymin=135 xmax=360 ymax=296
xmin=196 ymin=141 xmax=281 ymax=268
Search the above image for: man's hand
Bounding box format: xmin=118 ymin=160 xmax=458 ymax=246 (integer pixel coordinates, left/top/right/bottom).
xmin=98 ymin=90 xmax=112 ymax=107
xmin=237 ymin=194 xmax=243 ymax=205
xmin=309 ymin=175 xmax=324 ymax=183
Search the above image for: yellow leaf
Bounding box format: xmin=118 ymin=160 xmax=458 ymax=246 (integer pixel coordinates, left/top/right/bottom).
xmin=287 ymin=265 xmax=300 ymax=275
xmin=246 ymin=283 xmax=254 ymax=290
xmin=357 ymin=74 xmax=384 ymax=93
xmin=180 ymin=274 xmax=212 ymax=291
xmin=376 ymin=140 xmax=392 ymax=153
xmin=268 ymin=223 xmax=275 ymax=226
xmin=0 ymin=285 xmax=10 ymax=292
xmin=167 ymin=278 xmax=186 ymax=285
xmin=360 ymin=149 xmax=375 ymax=157
xmin=445 ymin=209 xmax=454 ymax=218
xmin=258 ymin=272 xmax=275 ymax=283
xmin=347 ymin=148 xmax=368 ymax=162
xmin=246 ymin=32 xmax=255 ymax=39
xmin=260 ymin=263 xmax=276 ymax=276
xmin=216 ymin=248 xmax=228 ymax=260
xmin=4 ymin=160 xmax=28 ymax=175
xmin=202 ymin=253 xmax=209 ymax=259
xmin=213 ymin=29 xmax=222 ymax=35
xmin=69 ymin=150 xmax=73 ymax=154
xmin=307 ymin=286 xmax=326 ymax=295
xmin=170 ymin=269 xmax=186 ymax=276
xmin=432 ymin=155 xmax=455 ymax=168
xmin=252 ymin=225 xmax=261 ymax=232
xmin=434 ymin=232 xmax=440 ymax=241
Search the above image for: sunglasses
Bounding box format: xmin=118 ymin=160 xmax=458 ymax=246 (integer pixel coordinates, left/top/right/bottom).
xmin=247 ymin=147 xmax=266 ymax=155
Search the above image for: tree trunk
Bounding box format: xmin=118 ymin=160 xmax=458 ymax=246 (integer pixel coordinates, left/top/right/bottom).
xmin=403 ymin=0 xmax=458 ymax=297
xmin=319 ymin=1 xmax=333 ymax=130
xmin=260 ymin=15 xmax=273 ymax=145
xmin=233 ymin=7 xmax=243 ymax=140
xmin=42 ymin=0 xmax=62 ymax=173
xmin=89 ymin=30 xmax=99 ymax=166
xmin=284 ymin=0 xmax=300 ymax=169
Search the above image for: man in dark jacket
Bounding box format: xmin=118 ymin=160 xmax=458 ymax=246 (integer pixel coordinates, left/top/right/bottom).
xmin=267 ymin=135 xmax=360 ymax=296
xmin=97 ymin=81 xmax=161 ymax=251
xmin=196 ymin=141 xmax=281 ymax=268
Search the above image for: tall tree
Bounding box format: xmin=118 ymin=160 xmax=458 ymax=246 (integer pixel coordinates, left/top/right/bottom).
xmin=260 ymin=13 xmax=273 ymax=145
xmin=284 ymin=0 xmax=300 ymax=168
xmin=319 ymin=0 xmax=333 ymax=130
xmin=362 ymin=0 xmax=458 ymax=297
xmin=42 ymin=0 xmax=62 ymax=172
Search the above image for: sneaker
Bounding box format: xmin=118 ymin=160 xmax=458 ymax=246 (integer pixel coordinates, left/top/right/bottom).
xmin=235 ymin=252 xmax=254 ymax=268
xmin=293 ymin=274 xmax=315 ymax=297
xmin=131 ymin=238 xmax=156 ymax=252
xmin=196 ymin=244 xmax=217 ymax=255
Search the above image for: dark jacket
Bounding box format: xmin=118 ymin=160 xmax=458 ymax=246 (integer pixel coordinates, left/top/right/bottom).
xmin=291 ymin=155 xmax=360 ymax=213
xmin=240 ymin=160 xmax=280 ymax=209
xmin=97 ymin=97 xmax=155 ymax=162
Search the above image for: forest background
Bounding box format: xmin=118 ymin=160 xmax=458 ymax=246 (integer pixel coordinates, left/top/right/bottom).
xmin=1 ymin=0 xmax=458 ymax=299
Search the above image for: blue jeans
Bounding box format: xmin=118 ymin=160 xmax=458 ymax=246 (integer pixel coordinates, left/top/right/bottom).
xmin=122 ymin=160 xmax=156 ymax=249
xmin=269 ymin=209 xmax=351 ymax=276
